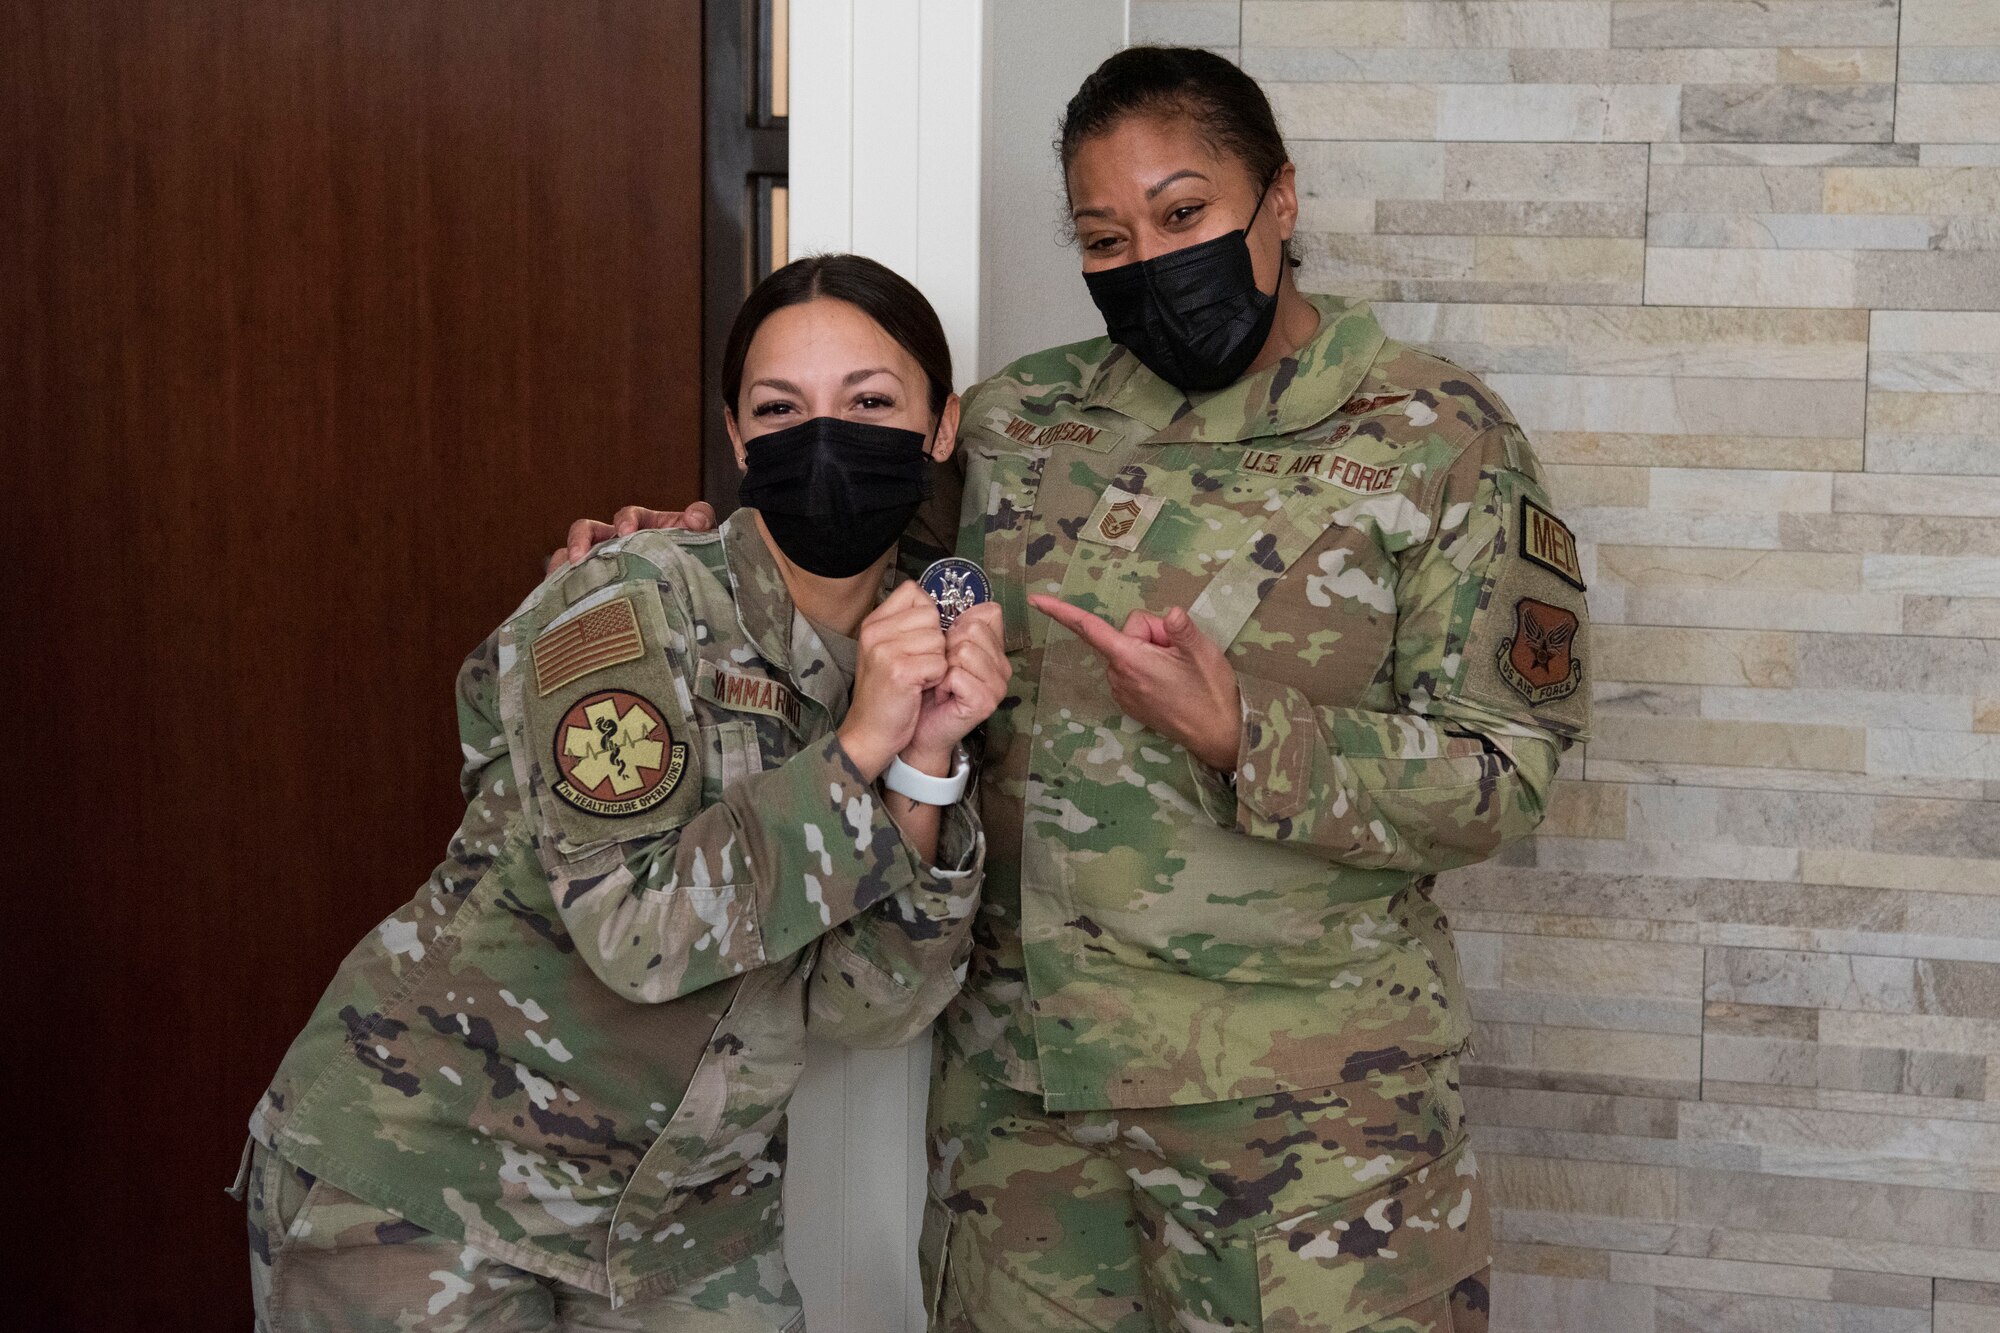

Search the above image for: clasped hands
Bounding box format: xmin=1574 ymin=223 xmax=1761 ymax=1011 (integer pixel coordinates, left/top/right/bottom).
xmin=839 ymin=585 xmax=1009 ymax=784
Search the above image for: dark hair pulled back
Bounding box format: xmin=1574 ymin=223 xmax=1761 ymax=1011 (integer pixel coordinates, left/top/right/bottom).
xmin=1057 ymin=47 xmax=1298 ymax=265
xmin=721 ymin=253 xmax=953 ymax=418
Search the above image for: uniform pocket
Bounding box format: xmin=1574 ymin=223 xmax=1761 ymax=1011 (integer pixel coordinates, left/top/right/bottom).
xmin=1253 ymin=1139 xmax=1491 ymax=1333
xmin=1128 ymin=1188 xmax=1262 ymax=1332
xmin=702 ymin=716 xmax=766 ymax=797
xmin=246 ymin=1141 xmax=324 ymax=1283
xmin=968 ymin=444 xmax=1045 ymax=656
xmin=918 ymin=1194 xmax=958 ymax=1322
xmin=268 ymin=1148 xmax=323 ymax=1243
xmin=226 ymin=1135 xmax=256 ymax=1201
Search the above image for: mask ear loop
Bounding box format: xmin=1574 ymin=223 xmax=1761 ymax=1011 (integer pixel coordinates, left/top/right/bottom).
xmin=1242 ymin=171 xmax=1286 ymax=289
xmin=1243 ymin=171 xmax=1277 ymax=234
xmin=1248 ymin=168 xmax=1307 ymax=269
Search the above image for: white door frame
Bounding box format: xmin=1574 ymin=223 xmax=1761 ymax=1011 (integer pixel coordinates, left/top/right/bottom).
xmin=783 ymin=6 xmax=983 ymax=1330
xmin=780 ymin=2 xmax=1130 ymax=1326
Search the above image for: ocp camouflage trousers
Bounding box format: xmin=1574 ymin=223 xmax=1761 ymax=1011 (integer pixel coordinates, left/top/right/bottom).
xmin=922 ymin=1051 xmax=1491 ymax=1333
xmin=237 ymin=1141 xmax=805 ymax=1333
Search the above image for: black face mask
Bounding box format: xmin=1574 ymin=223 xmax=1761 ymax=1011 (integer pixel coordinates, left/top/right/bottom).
xmin=1082 ymin=182 xmax=1279 ymax=394
xmin=736 ymin=416 xmax=933 ymax=579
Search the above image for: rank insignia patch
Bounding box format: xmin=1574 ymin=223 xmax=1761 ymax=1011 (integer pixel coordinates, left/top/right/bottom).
xmin=1101 ymin=499 xmax=1142 ymax=540
xmin=1497 ymin=598 xmax=1583 ymax=705
xmin=1520 ymin=497 xmax=1585 ymax=590
xmin=534 ymin=596 xmax=646 ymax=696
xmin=551 ymin=689 xmax=688 ymax=817
xmin=1083 ymin=486 xmax=1164 ymax=551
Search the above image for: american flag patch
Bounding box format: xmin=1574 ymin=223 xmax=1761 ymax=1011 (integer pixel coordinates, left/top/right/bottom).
xmin=534 ymin=596 xmax=646 ymax=697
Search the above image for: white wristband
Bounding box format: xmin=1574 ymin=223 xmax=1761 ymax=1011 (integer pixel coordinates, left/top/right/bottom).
xmin=884 ymin=747 xmax=971 ymax=806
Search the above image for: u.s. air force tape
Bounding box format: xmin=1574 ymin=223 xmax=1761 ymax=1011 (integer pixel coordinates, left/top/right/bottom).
xmin=919 ymin=557 xmax=991 ymax=631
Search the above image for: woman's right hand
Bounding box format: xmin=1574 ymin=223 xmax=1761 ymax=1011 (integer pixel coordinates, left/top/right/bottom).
xmin=548 ymin=502 xmax=718 ymax=573
xmin=838 ymin=582 xmax=949 ymax=781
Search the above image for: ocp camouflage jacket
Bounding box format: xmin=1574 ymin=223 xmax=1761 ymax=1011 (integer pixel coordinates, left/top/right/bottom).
xmin=938 ymin=295 xmax=1589 ymax=1112
xmin=251 ymin=514 xmax=981 ymax=1303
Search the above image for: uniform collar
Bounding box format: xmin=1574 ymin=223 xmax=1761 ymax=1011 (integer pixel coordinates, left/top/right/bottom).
xmin=721 ymin=510 xmax=800 ymax=674
xmin=721 ymin=509 xmax=898 ymax=719
xmin=1082 ymin=294 xmax=1387 ymax=443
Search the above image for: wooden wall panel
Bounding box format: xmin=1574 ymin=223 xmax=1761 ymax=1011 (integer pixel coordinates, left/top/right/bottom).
xmin=1 ymin=3 xmax=702 ymax=1326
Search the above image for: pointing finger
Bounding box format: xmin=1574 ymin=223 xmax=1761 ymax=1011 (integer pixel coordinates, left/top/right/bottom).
xmin=1028 ymin=594 xmax=1137 ymax=666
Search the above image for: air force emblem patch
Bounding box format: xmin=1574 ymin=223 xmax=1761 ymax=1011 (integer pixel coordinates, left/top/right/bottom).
xmin=1497 ymin=598 xmax=1582 ymax=705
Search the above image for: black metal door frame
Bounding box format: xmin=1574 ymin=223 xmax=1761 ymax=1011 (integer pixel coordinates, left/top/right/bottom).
xmin=703 ymin=0 xmax=788 ymax=511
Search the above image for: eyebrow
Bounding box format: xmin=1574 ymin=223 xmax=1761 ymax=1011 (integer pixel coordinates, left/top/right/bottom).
xmin=1072 ymin=169 xmax=1214 ymax=219
xmin=749 ymin=369 xmax=902 ymax=395
xmin=1147 ymin=169 xmax=1211 ymax=199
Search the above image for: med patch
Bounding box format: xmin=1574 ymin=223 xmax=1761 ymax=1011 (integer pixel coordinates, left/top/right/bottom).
xmin=1519 ymin=497 xmax=1585 ymax=590
xmin=550 ymin=688 xmax=689 ymax=817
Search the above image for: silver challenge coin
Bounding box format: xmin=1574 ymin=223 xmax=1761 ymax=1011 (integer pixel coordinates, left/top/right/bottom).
xmin=919 ymin=557 xmax=992 ymax=631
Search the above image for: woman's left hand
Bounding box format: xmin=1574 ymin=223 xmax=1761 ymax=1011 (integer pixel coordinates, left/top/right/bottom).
xmin=1028 ymin=595 xmax=1242 ymax=772
xmin=902 ymin=603 xmax=1012 ymax=775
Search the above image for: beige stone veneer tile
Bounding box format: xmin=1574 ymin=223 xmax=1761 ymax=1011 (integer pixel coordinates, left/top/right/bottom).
xmin=1902 ymin=0 xmax=2000 ymax=47
xmin=1376 ymin=302 xmax=1869 ymax=378
xmin=1898 ymin=85 xmax=2000 ymax=145
xmin=1594 ymin=626 xmax=1797 ymax=687
xmin=1486 ymin=1152 xmax=1680 ymax=1220
xmin=1644 ymin=249 xmax=1858 ymax=308
xmin=1799 ymin=849 xmax=2000 ymax=896
xmin=1540 ymin=433 xmax=1864 ymax=470
xmin=1596 ymin=546 xmax=1860 ymax=590
xmin=1540 ymin=779 xmax=1631 ymax=839
xmin=1591 ymin=715 xmax=1865 ymax=771
xmin=1834 ymin=474 xmax=2000 ymax=515
xmin=1503 ymin=935 xmax=1705 ymax=999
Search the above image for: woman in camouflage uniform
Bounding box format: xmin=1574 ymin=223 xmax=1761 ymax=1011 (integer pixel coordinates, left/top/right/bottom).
xmin=237 ymin=255 xmax=1010 ymax=1332
xmin=568 ymin=47 xmax=1591 ymax=1333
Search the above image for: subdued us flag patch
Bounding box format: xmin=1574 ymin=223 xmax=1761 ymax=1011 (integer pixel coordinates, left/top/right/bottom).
xmin=535 ymin=595 xmax=646 ymax=696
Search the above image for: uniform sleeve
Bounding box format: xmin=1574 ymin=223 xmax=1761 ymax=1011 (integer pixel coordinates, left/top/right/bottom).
xmin=503 ymin=573 xmax=963 ymax=1006
xmin=1192 ymin=420 xmax=1590 ymax=873
xmin=428 ymin=634 xmax=514 ymax=905
xmin=807 ymin=795 xmax=984 ymax=1048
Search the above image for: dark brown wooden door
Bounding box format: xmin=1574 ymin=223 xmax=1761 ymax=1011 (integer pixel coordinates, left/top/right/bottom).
xmin=3 ymin=4 xmax=704 ymax=1326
